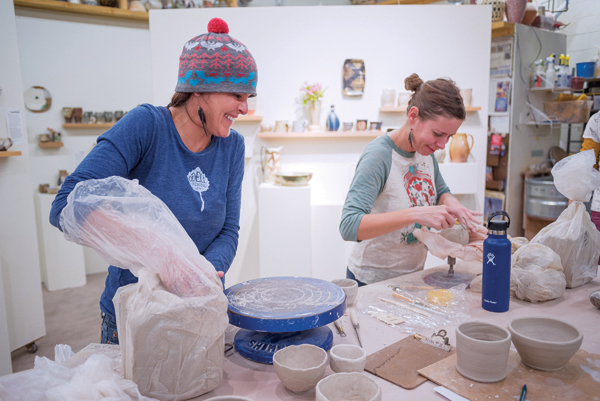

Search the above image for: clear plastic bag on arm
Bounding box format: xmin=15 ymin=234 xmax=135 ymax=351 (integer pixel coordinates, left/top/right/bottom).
xmin=60 ymin=177 xmax=229 ymax=400
xmin=413 ymin=224 xmax=488 ymax=262
xmin=530 ymin=150 xmax=600 ymax=288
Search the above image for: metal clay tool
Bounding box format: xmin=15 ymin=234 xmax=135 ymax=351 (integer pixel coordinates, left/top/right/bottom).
xmin=379 ymin=297 xmax=431 ymax=317
xmin=413 ymin=329 xmax=452 ymax=352
xmin=388 ymin=284 xmax=434 ymax=291
xmin=349 ymin=309 xmax=363 ymax=347
xmin=333 ymin=319 xmax=347 ymax=337
xmin=391 ymin=292 xmax=448 ymax=317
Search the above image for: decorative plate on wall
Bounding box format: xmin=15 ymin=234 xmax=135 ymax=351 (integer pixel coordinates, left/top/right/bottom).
xmin=343 ymin=59 xmax=365 ymax=97
xmin=24 ymin=86 xmax=52 ymax=113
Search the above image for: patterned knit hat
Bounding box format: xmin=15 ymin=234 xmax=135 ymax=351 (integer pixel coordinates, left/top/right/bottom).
xmin=175 ymin=18 xmax=257 ymax=96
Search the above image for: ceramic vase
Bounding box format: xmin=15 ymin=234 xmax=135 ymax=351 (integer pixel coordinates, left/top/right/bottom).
xmin=481 ymin=0 xmax=505 ymax=23
xmin=261 ymin=146 xmax=283 ymax=184
xmin=326 ymin=105 xmax=340 ymax=132
xmin=455 ymin=321 xmax=511 ymax=383
xmin=449 ymin=133 xmax=473 ymax=163
xmin=307 ymin=100 xmax=322 ymax=132
xmin=381 ymin=89 xmax=396 ymax=107
xmin=505 ymin=0 xmax=527 ymax=23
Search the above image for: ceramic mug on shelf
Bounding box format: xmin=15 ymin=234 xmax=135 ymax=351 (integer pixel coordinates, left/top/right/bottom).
xmin=292 ymin=120 xmax=308 ymax=133
xmin=114 ymin=110 xmax=124 ymax=121
xmin=460 ymin=88 xmax=473 ymax=107
xmin=356 ymin=119 xmax=367 ymax=132
xmin=83 ymin=111 xmax=93 ymax=123
xmin=397 ymin=92 xmax=412 ymax=108
xmin=381 ymin=89 xmax=396 ymax=108
xmin=37 ymin=133 xmax=51 ymax=143
xmin=104 ymin=111 xmax=114 ymax=123
xmin=72 ymin=108 xmax=83 ymax=123
xmin=342 ymin=122 xmax=354 ymax=131
xmin=260 ymin=123 xmax=273 ymax=132
xmin=62 ymin=107 xmax=74 ymax=123
xmin=94 ymin=112 xmax=104 ymax=124
xmin=370 ymin=121 xmax=382 ymax=131
xmin=0 ymin=137 xmax=13 ymax=151
xmin=260 ymin=146 xmax=283 ymax=184
xmin=274 ymin=121 xmax=289 ymax=133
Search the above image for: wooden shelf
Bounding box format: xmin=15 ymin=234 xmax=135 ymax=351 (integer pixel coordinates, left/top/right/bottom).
xmin=528 ymin=87 xmax=585 ymax=93
xmin=0 ymin=151 xmax=22 ymax=157
xmin=39 ymin=141 xmax=64 ymax=148
xmin=380 ymin=106 xmax=481 ymax=112
xmin=257 ymin=131 xmax=383 ymax=139
xmin=14 ymin=0 xmax=149 ymax=22
xmin=492 ymin=22 xmax=514 ymax=39
xmin=63 ymin=123 xmax=114 ymax=129
xmin=377 ymin=0 xmax=441 ymax=4
xmin=235 ymin=115 xmax=263 ymax=122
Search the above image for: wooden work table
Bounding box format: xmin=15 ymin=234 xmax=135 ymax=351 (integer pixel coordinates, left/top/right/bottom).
xmin=60 ymin=261 xmax=600 ymax=400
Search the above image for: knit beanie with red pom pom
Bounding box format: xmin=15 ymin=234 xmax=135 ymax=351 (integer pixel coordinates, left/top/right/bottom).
xmin=175 ymin=18 xmax=257 ymax=96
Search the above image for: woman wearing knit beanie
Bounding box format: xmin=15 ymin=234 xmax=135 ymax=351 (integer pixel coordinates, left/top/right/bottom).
xmin=340 ymin=73 xmax=480 ymax=286
xmin=49 ymin=18 xmax=257 ymax=344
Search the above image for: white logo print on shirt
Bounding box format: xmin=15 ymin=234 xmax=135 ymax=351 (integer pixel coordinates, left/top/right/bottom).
xmin=187 ymin=167 xmax=210 ymax=212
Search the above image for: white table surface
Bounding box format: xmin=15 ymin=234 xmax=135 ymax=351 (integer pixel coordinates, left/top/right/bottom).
xmin=189 ymin=261 xmax=600 ymax=401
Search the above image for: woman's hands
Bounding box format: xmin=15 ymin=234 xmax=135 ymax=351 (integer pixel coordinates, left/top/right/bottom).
xmin=406 ymin=205 xmax=464 ymax=231
xmin=438 ymin=193 xmax=482 ymax=230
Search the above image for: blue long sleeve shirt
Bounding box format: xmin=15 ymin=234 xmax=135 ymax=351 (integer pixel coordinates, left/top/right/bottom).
xmin=49 ymin=104 xmax=245 ymax=316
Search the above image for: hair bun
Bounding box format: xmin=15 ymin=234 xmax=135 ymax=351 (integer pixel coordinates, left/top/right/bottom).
xmin=404 ymin=73 xmax=424 ymax=93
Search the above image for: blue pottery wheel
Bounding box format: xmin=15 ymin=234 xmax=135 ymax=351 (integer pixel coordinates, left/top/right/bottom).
xmin=224 ymin=276 xmax=346 ymax=364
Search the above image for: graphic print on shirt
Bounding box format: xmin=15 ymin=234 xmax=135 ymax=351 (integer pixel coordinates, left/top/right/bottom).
xmin=187 ymin=167 xmax=210 ymax=212
xmin=401 ymin=164 xmax=436 ymax=244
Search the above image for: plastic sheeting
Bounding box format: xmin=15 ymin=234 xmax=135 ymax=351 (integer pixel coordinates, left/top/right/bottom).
xmin=60 ymin=177 xmax=229 ymax=400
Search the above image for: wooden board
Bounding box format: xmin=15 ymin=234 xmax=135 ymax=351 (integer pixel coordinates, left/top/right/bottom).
xmin=418 ymin=349 xmax=600 ymax=401
xmin=365 ymin=336 xmax=455 ymax=390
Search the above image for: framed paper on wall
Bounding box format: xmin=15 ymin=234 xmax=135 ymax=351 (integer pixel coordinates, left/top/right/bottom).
xmin=342 ymin=59 xmax=365 ymax=97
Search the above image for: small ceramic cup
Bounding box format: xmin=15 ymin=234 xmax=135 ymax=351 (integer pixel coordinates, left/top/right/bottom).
xmin=292 ymin=120 xmax=308 ymax=133
xmin=104 ymin=111 xmax=114 ymax=123
xmin=273 ymin=344 xmax=328 ymax=393
xmin=342 ymin=122 xmax=354 ymax=131
xmin=274 ymin=121 xmax=289 ymax=133
xmin=83 ymin=111 xmax=93 ymax=123
xmin=94 ymin=112 xmax=104 ymax=124
xmin=356 ymin=119 xmax=367 ymax=132
xmin=381 ymin=89 xmax=396 ymax=107
xmin=0 ymin=137 xmax=13 ymax=151
xmin=329 ymin=344 xmax=367 ymax=373
xmin=455 ymin=321 xmax=511 ymax=383
xmin=62 ymin=107 xmax=74 ymax=123
xmin=260 ymin=123 xmax=273 ymax=132
xmin=72 ymin=108 xmax=83 ymax=123
xmin=316 ymin=372 xmax=381 ymax=401
xmin=114 ymin=110 xmax=124 ymax=121
xmin=370 ymin=121 xmax=382 ymax=131
xmin=331 ymin=279 xmax=358 ymax=307
xmin=37 ymin=133 xmax=51 ymax=143
xmin=397 ymin=92 xmax=412 ymax=108
xmin=460 ymin=88 xmax=472 ymax=107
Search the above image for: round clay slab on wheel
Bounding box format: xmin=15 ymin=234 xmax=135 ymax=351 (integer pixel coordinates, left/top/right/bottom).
xmin=224 ymin=276 xmax=346 ymax=332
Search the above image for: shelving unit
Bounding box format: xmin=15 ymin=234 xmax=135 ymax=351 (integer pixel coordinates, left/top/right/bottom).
xmin=235 ymin=115 xmax=263 ymax=122
xmin=62 ymin=123 xmax=114 ymax=129
xmin=14 ymin=0 xmax=148 ymax=22
xmin=38 ymin=142 xmax=64 ymax=149
xmin=379 ymin=106 xmax=481 ymax=113
xmin=491 ymin=21 xmax=515 ymax=39
xmin=257 ymin=131 xmax=383 ymax=139
xmin=0 ymin=151 xmax=22 ymax=157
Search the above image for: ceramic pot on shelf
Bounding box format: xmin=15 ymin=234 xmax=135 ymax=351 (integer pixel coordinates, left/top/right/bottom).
xmin=505 ymin=0 xmax=527 ymax=23
xmin=481 ymin=0 xmax=506 ymax=23
xmin=307 ymin=99 xmax=322 ymax=132
xmin=260 ymin=146 xmax=283 ymax=184
xmin=449 ymin=133 xmax=473 ymax=163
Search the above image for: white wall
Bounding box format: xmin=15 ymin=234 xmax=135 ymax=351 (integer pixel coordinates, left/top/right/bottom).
xmin=15 ymin=14 xmax=153 ymax=275
xmin=557 ymin=0 xmax=600 ymax=66
xmin=0 ymin=0 xmax=46 ymax=354
xmin=150 ymin=5 xmax=491 ymax=284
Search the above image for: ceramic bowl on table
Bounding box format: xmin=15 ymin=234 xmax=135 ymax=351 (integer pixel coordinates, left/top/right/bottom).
xmin=331 ymin=278 xmax=358 ymax=307
xmin=508 ymin=316 xmax=583 ymax=371
xmin=329 ymin=344 xmax=367 ymax=373
xmin=274 ymin=172 xmax=312 ymax=186
xmin=273 ymin=344 xmax=328 ymax=393
xmin=316 ymin=372 xmax=381 ymax=401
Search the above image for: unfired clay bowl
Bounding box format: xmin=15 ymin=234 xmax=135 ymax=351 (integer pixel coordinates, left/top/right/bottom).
xmin=329 ymin=344 xmax=367 ymax=373
xmin=273 ymin=344 xmax=328 ymax=393
xmin=455 ymin=321 xmax=511 ymax=383
xmin=316 ymin=372 xmax=381 ymax=401
xmin=508 ymin=317 xmax=583 ymax=371
xmin=331 ymin=279 xmax=358 ymax=307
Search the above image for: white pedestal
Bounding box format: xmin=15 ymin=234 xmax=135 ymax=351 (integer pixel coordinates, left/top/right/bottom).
xmin=311 ymin=202 xmax=348 ymax=281
xmin=35 ymin=193 xmax=86 ymax=291
xmin=0 ymin=259 xmax=12 ymax=376
xmin=258 ymin=183 xmax=311 ymax=278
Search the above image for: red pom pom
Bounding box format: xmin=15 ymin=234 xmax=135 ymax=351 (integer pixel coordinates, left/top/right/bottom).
xmin=207 ymin=18 xmax=229 ymax=34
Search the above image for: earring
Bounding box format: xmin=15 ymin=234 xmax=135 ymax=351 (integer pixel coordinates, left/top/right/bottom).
xmin=408 ymin=128 xmax=413 ymax=148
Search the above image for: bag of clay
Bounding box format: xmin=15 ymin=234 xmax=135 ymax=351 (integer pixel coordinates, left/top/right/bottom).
xmin=60 ymin=176 xmax=229 ymax=400
xmin=510 ymin=243 xmax=566 ymax=303
xmin=530 ymin=150 xmax=600 ymax=288
xmin=508 ymin=236 xmax=529 ymax=254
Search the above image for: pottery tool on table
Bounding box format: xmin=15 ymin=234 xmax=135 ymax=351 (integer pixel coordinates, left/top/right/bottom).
xmin=519 ymin=384 xmax=527 ymax=401
xmin=224 ymin=276 xmax=346 ymax=364
xmin=388 ymin=284 xmax=435 ymax=291
xmin=367 ymin=311 xmax=405 ymax=326
xmin=349 ymin=309 xmax=363 ymax=347
xmin=333 ymin=319 xmax=347 ymax=337
xmin=378 ymin=297 xmax=431 ymax=317
xmin=365 ymin=335 xmax=456 ymax=389
xmin=413 ymin=330 xmax=452 ymax=352
xmin=391 ymin=292 xmax=448 ymax=317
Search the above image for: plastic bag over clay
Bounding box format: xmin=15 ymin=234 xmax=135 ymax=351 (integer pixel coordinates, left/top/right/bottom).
xmin=0 ymin=345 xmax=155 ymax=401
xmin=60 ymin=177 xmax=229 ymax=401
xmin=413 ymin=224 xmax=488 ymax=262
xmin=510 ymin=243 xmax=566 ymax=303
xmin=530 ymin=150 xmax=600 ymax=288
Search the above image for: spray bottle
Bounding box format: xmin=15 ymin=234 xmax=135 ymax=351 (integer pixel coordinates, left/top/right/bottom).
xmin=482 ymin=211 xmax=511 ymax=313
xmin=545 ymin=54 xmax=556 ymax=88
xmin=557 ymin=54 xmax=565 ymax=88
xmin=565 ymin=55 xmax=572 ymax=88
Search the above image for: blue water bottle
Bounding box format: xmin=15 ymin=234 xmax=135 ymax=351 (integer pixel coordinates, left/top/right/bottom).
xmin=482 ymin=211 xmax=511 ymax=313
